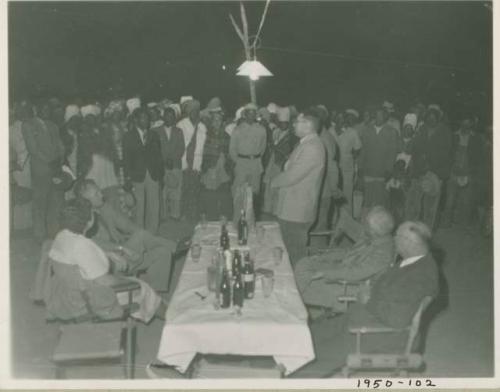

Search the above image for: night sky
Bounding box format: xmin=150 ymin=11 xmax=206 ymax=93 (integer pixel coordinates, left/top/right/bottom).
xmin=8 ymin=1 xmax=493 ymax=120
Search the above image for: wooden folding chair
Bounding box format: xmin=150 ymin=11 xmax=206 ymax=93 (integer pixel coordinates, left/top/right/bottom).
xmin=307 ymin=205 xmax=364 ymax=256
xmin=49 ymin=260 xmax=141 ymax=379
xmin=342 ymin=296 xmax=433 ymax=377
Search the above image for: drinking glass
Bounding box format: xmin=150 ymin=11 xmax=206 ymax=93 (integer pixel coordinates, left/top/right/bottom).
xmin=262 ymin=275 xmax=274 ymax=298
xmin=272 ymin=246 xmax=283 ymax=265
xmin=200 ymin=213 xmax=207 ymax=229
xmin=256 ymin=225 xmax=266 ymax=243
xmin=191 ymin=244 xmax=202 ymax=262
xmin=207 ymin=265 xmax=217 ymax=292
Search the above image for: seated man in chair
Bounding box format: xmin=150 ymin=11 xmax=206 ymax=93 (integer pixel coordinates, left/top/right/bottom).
xmin=290 ymin=221 xmax=439 ymax=378
xmin=46 ymin=198 xmax=166 ymax=324
xmin=75 ymin=179 xmax=178 ymax=293
xmin=295 ymin=206 xmax=395 ymax=312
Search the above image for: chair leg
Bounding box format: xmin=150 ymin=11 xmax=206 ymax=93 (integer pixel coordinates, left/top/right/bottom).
xmin=125 ymin=319 xmax=136 ymax=379
xmin=55 ymin=365 xmax=66 ymax=379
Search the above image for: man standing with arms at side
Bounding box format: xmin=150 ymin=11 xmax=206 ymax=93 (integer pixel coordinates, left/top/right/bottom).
xmin=153 ymin=106 xmax=185 ymax=221
xmin=359 ymin=106 xmax=400 ymax=214
xmin=230 ymin=103 xmax=267 ymax=215
xmin=271 ymin=109 xmax=326 ymax=265
xmin=122 ymin=107 xmax=164 ymax=233
xmin=22 ymin=100 xmax=65 ymax=241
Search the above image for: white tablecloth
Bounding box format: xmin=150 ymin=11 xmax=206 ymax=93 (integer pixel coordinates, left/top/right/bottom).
xmin=156 ymin=221 xmax=315 ymax=375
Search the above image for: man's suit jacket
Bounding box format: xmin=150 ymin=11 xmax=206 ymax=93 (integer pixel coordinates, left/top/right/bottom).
xmin=22 ymin=117 xmax=64 ymax=178
xmin=153 ymin=125 xmax=185 ymax=170
xmin=122 ymin=128 xmax=164 ymax=183
xmin=272 ymin=133 xmax=326 ymax=223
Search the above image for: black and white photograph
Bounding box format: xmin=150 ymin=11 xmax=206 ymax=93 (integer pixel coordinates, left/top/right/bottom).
xmin=3 ymin=0 xmax=496 ymax=387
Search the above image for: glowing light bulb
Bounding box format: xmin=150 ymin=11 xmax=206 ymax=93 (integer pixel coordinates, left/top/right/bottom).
xmin=222 ymin=65 xmax=226 ymax=70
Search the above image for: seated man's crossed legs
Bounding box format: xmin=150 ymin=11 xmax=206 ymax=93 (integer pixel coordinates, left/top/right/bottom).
xmin=123 ymin=229 xmax=177 ymax=292
xmin=294 ymin=249 xmax=352 ymax=311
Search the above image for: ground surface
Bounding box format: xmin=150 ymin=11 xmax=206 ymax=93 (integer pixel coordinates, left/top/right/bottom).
xmin=8 ymin=219 xmax=494 ymax=379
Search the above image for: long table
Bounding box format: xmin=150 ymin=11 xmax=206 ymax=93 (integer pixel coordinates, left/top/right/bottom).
xmin=156 ymin=221 xmax=315 ymax=376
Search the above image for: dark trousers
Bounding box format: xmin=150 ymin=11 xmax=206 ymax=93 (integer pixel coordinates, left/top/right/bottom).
xmin=290 ymin=303 xmax=408 ymax=378
xmin=278 ymin=218 xmax=311 ymax=266
xmin=32 ymin=174 xmax=64 ymax=241
xmin=200 ymin=182 xmax=233 ymax=221
xmin=181 ymin=169 xmax=201 ymax=222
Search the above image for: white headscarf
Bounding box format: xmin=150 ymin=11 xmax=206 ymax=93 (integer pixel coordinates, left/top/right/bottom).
xmin=126 ymin=98 xmax=141 ymax=115
xmin=80 ymin=104 xmax=100 ymax=118
xmin=403 ymin=113 xmax=418 ymax=129
xmin=64 ymin=105 xmax=81 ymax=122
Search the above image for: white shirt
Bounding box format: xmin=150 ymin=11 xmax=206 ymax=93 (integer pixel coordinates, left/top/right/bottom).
xmin=299 ymin=133 xmax=316 ymax=144
xmin=49 ymin=229 xmax=110 ymax=280
xmin=177 ymin=118 xmax=207 ymax=171
xmin=400 ymin=254 xmax=425 ymax=268
xmin=137 ymin=128 xmax=147 ymax=145
xmin=374 ymin=125 xmax=383 ymax=135
xmin=163 ymin=126 xmax=172 ymax=140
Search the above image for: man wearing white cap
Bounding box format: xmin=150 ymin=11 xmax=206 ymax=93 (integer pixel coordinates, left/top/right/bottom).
xmin=229 ymin=103 xmax=267 ymax=208
xmin=22 ymin=100 xmax=65 ymax=241
xmin=61 ymin=105 xmax=82 ymax=186
xmin=153 ymin=106 xmax=185 ymax=221
xmin=177 ymin=98 xmax=207 ymax=221
xmin=262 ymin=106 xmax=297 ymax=215
xmin=332 ymin=109 xmax=362 ymax=216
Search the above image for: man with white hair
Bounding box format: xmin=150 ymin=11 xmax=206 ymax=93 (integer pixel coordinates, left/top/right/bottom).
xmin=229 ymin=103 xmax=267 ymax=203
xmin=291 ymin=220 xmax=439 ymax=378
xmin=295 ymin=206 xmax=395 ymax=311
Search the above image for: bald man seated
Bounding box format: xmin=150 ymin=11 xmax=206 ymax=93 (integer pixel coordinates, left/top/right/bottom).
xmin=291 ymin=221 xmax=439 ymax=378
xmin=294 ymin=206 xmax=395 ymax=312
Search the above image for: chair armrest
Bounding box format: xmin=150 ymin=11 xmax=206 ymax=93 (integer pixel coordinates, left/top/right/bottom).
xmin=338 ymin=296 xmax=357 ymax=303
xmin=309 ymin=230 xmax=335 ymax=237
xmin=349 ymin=326 xmax=407 ymax=334
xmin=111 ymin=278 xmax=141 ymax=294
xmin=325 ymin=278 xmax=364 ymax=286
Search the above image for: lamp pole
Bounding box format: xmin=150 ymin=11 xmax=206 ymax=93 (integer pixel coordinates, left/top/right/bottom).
xmin=230 ymin=2 xmax=257 ymax=105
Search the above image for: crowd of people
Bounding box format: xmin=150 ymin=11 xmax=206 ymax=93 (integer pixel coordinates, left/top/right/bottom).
xmin=9 ymin=93 xmax=494 ymax=376
xmin=10 ymin=95 xmax=493 ymax=257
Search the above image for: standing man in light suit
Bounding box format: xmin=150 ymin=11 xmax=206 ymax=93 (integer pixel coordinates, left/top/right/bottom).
xmin=271 ymin=109 xmax=326 ymax=265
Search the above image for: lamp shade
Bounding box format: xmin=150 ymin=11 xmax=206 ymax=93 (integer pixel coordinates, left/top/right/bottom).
xmin=237 ymin=60 xmax=273 ymax=81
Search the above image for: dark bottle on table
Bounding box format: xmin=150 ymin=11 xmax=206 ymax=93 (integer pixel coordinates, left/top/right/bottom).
xmin=220 ymin=224 xmax=228 ymax=250
xmin=237 ymin=209 xmax=248 ymax=245
xmin=232 ymin=250 xmax=242 ymax=276
xmin=220 ymin=268 xmax=231 ymax=309
xmin=242 ymin=253 xmax=255 ymax=299
xmin=233 ymin=271 xmax=244 ymax=308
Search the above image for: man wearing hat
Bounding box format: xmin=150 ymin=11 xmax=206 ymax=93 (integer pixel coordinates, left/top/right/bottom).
xmin=229 ymin=103 xmax=267 ymax=212
xmin=262 ymin=106 xmax=298 ymax=215
xmin=441 ymin=115 xmax=482 ymax=227
xmin=405 ymin=106 xmax=452 ymax=230
xmin=333 ymin=109 xmax=362 ymax=216
xmin=153 ymin=106 xmax=185 ymax=221
xmin=61 ymin=105 xmax=82 ymax=191
xmin=22 ymin=99 xmax=65 ymax=241
xmin=359 ymin=106 xmax=400 ymax=214
xmin=177 ymin=98 xmax=207 ymax=221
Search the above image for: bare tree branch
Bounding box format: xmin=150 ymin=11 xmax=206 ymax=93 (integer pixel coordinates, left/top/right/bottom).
xmin=240 ymin=2 xmax=249 ymax=43
xmin=229 ymin=13 xmax=245 ymax=45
